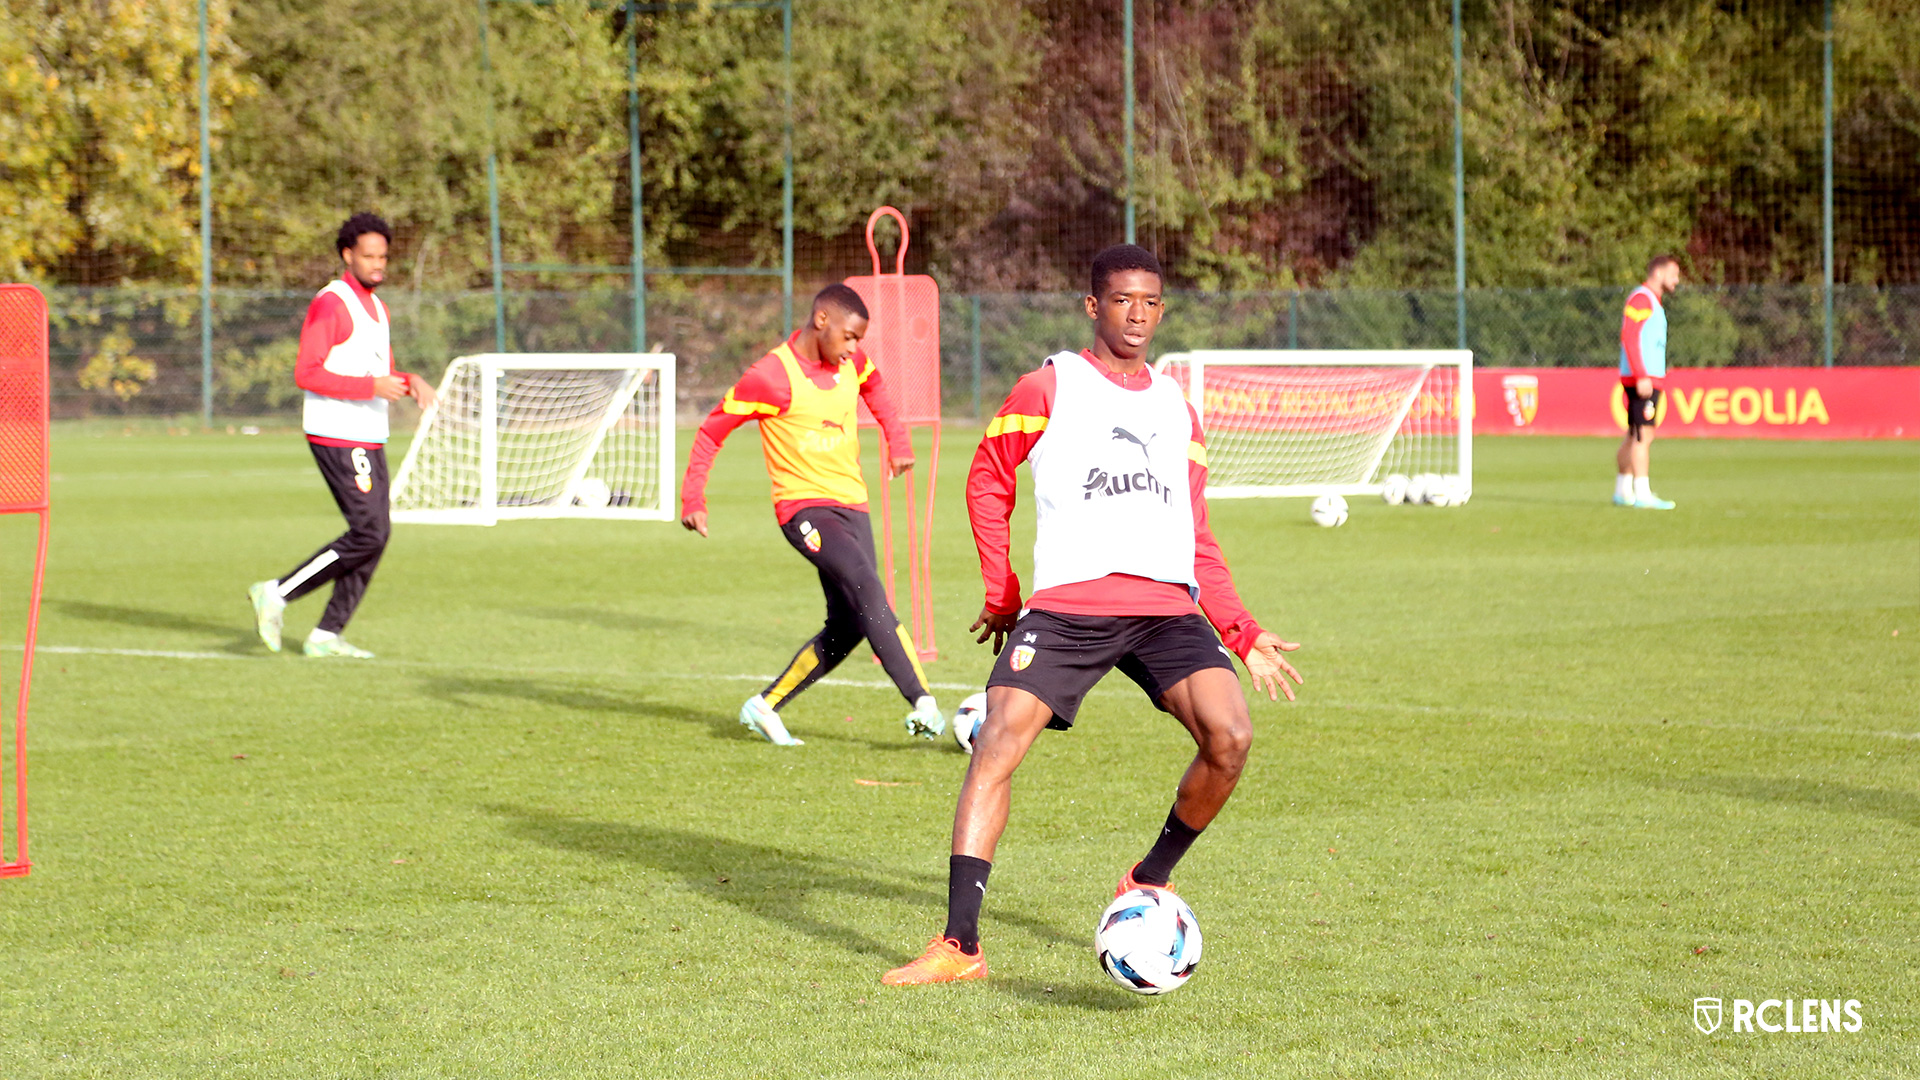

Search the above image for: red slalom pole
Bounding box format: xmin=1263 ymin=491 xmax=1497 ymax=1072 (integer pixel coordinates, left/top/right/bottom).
xmin=0 ymin=284 xmax=51 ymax=880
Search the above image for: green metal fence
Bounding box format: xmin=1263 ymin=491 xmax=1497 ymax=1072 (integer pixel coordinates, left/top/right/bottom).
xmin=46 ymin=284 xmax=1920 ymax=422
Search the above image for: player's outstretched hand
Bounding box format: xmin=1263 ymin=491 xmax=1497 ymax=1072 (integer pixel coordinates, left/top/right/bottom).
xmin=1245 ymin=630 xmax=1303 ymax=702
xmin=888 ymin=455 xmax=915 ymax=479
xmin=409 ymin=375 xmax=438 ymax=411
xmin=372 ymin=374 xmax=409 ymax=401
xmin=681 ymin=509 xmax=708 ymax=537
xmin=970 ymin=606 xmax=1017 ymax=654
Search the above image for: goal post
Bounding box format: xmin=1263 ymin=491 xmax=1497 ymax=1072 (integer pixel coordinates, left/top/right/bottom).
xmin=1156 ymin=350 xmax=1473 ymax=500
xmin=391 ymin=353 xmax=676 ymax=525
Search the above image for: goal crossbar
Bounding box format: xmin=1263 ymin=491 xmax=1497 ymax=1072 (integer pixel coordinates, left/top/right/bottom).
xmin=391 ymin=353 xmax=676 ymax=525
xmin=1157 ymin=349 xmax=1473 ymax=500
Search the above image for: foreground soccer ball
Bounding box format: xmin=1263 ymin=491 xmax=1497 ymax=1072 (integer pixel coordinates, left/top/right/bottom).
xmin=570 ymin=476 xmax=612 ymax=509
xmin=1309 ymin=494 xmax=1349 ymax=527
xmin=951 ymin=691 xmax=987 ymax=754
xmin=1381 ymin=474 xmax=1409 ymax=505
xmin=1095 ymin=888 xmax=1202 ymax=995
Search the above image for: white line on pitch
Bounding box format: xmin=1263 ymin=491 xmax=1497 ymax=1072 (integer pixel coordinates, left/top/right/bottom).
xmin=11 ymin=644 xmax=980 ymax=691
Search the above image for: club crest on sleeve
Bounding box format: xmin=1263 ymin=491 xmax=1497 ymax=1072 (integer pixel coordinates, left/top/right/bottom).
xmin=1010 ymin=644 xmax=1036 ymax=672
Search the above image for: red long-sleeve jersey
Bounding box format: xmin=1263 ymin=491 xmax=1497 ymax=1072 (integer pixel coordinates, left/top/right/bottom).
xmin=296 ymin=273 xmax=416 ymax=450
xmin=681 ymin=332 xmax=912 ymax=525
xmin=968 ymin=352 xmax=1267 ymax=659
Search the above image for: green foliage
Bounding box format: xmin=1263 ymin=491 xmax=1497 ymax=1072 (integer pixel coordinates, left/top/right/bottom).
xmin=0 ymin=0 xmax=248 ymax=283
xmin=8 ymin=1 xmax=1919 ymax=292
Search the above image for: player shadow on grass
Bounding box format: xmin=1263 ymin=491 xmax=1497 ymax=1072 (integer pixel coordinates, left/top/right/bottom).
xmin=54 ymin=599 xmax=260 ymax=654
xmin=1661 ymin=775 xmax=1920 ymax=828
xmin=424 ymin=675 xmax=739 ymax=740
xmin=486 ymin=804 xmax=1141 ymax=1011
xmin=424 ymin=673 xmax=934 ymax=752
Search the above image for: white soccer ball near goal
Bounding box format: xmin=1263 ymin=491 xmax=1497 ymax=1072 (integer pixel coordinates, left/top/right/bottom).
xmin=1096 ymin=888 xmax=1203 ymax=995
xmin=1381 ymin=474 xmax=1410 ymax=506
xmin=1309 ymin=494 xmax=1349 ymax=527
xmin=951 ymin=691 xmax=987 ymax=755
xmin=570 ymin=476 xmax=612 ymax=509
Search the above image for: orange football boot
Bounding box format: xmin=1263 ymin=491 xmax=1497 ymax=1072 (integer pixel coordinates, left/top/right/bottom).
xmin=1115 ymin=862 xmax=1177 ymax=898
xmin=881 ymin=937 xmax=989 ymax=985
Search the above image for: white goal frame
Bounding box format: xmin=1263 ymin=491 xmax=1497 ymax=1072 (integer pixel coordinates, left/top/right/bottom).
xmin=390 ymin=353 xmax=676 ymax=525
xmin=1155 ymin=349 xmax=1472 ymax=500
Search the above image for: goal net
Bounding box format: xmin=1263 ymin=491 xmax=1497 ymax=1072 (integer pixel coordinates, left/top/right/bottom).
xmin=391 ymin=353 xmax=676 ymax=525
xmin=1155 ymin=350 xmax=1472 ymax=500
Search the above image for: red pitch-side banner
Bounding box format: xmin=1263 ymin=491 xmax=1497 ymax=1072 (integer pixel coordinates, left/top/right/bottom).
xmin=1474 ymin=367 xmax=1920 ymax=439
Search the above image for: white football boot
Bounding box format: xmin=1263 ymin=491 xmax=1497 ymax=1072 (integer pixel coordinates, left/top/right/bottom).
xmin=739 ymin=694 xmax=803 ymax=746
xmin=903 ymin=695 xmax=944 ymax=740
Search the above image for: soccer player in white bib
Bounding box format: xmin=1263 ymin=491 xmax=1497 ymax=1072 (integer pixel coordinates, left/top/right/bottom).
xmin=883 ymin=245 xmax=1304 ymax=985
xmin=1615 ymin=254 xmax=1681 ymax=509
xmin=247 ymin=214 xmax=436 ymax=657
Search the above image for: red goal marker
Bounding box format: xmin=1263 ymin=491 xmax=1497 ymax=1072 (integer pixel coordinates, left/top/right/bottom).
xmin=0 ymin=285 xmax=50 ymax=879
xmin=846 ymin=207 xmax=941 ymax=662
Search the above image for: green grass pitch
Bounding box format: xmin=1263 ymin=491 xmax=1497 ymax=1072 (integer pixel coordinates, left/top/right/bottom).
xmin=0 ymin=425 xmax=1914 ymax=1077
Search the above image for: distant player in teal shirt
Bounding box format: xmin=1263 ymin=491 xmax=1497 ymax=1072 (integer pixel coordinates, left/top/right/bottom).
xmin=1615 ymin=255 xmax=1681 ymax=509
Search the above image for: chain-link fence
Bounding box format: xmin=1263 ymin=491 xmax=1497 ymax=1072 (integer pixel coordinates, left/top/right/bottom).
xmin=11 ymin=1 xmax=1920 ymax=423
xmin=46 ymin=283 xmax=1920 ymax=422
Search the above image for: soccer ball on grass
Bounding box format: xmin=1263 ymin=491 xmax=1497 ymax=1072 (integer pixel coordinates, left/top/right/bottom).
xmin=1095 ymin=888 xmax=1203 ymax=994
xmin=1309 ymin=494 xmax=1349 ymax=527
xmin=951 ymin=691 xmax=987 ymax=754
xmin=1380 ymin=474 xmax=1410 ymax=505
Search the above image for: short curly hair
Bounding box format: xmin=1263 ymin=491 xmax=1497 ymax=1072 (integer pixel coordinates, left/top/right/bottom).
xmin=336 ymin=212 xmax=392 ymax=255
xmin=1090 ymin=244 xmax=1163 ymax=297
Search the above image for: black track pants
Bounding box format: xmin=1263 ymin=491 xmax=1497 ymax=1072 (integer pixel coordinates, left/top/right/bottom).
xmin=276 ymin=442 xmax=391 ymax=634
xmin=762 ymin=506 xmax=931 ymax=709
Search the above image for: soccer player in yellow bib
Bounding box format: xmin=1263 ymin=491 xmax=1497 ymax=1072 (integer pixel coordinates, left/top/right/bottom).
xmin=681 ymin=285 xmax=942 ymax=746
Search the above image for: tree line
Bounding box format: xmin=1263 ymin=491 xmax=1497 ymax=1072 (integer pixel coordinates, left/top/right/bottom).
xmin=3 ymin=0 xmax=1915 ymax=294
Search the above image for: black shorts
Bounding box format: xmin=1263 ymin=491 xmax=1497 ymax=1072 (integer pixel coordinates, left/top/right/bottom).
xmin=1625 ymin=383 xmax=1661 ymax=435
xmin=986 ymin=610 xmax=1238 ymax=729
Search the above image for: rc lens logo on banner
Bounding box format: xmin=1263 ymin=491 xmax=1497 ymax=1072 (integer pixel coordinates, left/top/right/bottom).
xmin=1500 ymin=374 xmax=1538 ymax=427
xmin=1693 ymin=997 xmax=1863 ymax=1035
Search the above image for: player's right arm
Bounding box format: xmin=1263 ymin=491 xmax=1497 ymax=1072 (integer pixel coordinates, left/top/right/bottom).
xmin=679 ymin=354 xmax=792 ymax=536
xmin=965 ymin=367 xmax=1054 ymax=652
xmin=1621 ymin=291 xmax=1654 ymax=395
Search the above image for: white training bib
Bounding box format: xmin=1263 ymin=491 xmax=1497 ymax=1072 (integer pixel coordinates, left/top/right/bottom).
xmin=1027 ymin=351 xmax=1197 ymax=596
xmin=302 ymin=279 xmax=393 ymax=444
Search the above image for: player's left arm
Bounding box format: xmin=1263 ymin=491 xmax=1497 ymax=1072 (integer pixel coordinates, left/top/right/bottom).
xmin=856 ymin=355 xmax=914 ymax=478
xmin=1186 ymin=408 xmax=1304 ymax=701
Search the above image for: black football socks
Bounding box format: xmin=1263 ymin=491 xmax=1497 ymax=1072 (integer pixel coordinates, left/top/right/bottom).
xmin=1133 ymin=805 xmax=1203 ymax=887
xmin=943 ymin=854 xmax=992 ymax=954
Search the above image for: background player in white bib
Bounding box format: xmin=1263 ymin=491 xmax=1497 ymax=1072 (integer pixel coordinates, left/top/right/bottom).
xmin=248 ymin=214 xmax=436 ymax=657
xmin=883 ymin=245 xmax=1304 ymax=985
